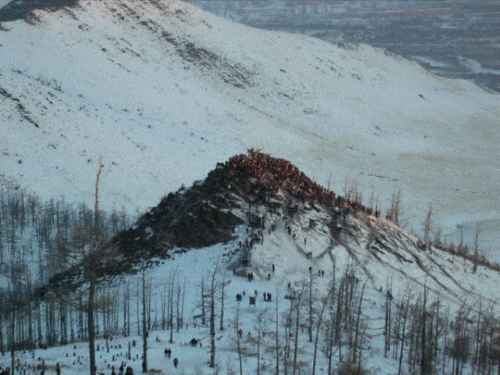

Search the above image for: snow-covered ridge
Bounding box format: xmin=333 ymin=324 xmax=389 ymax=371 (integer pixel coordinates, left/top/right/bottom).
xmin=42 ymin=150 xmax=500 ymax=315
xmin=4 ymin=150 xmax=500 ymax=375
xmin=0 ymin=0 xmax=499 ymax=251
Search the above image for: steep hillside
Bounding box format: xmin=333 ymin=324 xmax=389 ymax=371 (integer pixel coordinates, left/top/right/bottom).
xmin=0 ymin=0 xmax=499 ymax=251
xmin=44 ymin=151 xmax=500 ymax=313
xmin=24 ymin=151 xmax=500 ymax=375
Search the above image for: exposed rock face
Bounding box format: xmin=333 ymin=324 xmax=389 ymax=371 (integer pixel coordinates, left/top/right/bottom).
xmin=0 ymin=0 xmax=78 ymax=23
xmin=114 ymin=149 xmax=343 ymax=258
xmin=41 ymin=150 xmax=379 ymax=291
xmin=39 ymin=151 xmax=500 ymax=313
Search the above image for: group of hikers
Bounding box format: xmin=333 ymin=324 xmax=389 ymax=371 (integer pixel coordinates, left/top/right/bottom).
xmin=0 ymin=347 xmax=182 ymax=375
xmin=163 ymin=348 xmax=179 ymax=368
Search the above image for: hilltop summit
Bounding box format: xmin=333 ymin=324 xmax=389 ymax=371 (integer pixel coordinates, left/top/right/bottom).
xmin=45 ymin=152 xmax=500 ymax=317
xmin=113 ymin=150 xmax=368 ymax=259
xmin=1 ymin=0 xmax=499 ymax=255
xmin=18 ymin=151 xmax=500 ymax=375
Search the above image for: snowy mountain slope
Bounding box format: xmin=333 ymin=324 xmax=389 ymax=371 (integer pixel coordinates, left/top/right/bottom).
xmin=0 ymin=0 xmax=499 ymax=250
xmin=44 ymin=150 xmax=500 ymax=316
xmin=21 ymin=151 xmax=500 ymax=375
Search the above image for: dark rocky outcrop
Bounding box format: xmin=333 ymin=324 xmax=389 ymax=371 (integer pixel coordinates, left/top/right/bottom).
xmin=0 ymin=0 xmax=78 ymax=23
xmin=40 ymin=150 xmax=362 ymax=292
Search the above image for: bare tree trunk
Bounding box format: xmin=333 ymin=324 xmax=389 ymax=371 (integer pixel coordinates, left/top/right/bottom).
xmin=384 ymin=285 xmax=393 ymax=357
xmin=284 ymin=295 xmax=294 ymax=375
xmin=10 ymin=310 xmax=15 ymax=375
xmin=352 ymin=281 xmax=367 ymax=364
xmin=220 ymin=273 xmax=225 ymax=331
xmin=398 ymin=293 xmax=411 ymax=375
xmin=201 ymin=279 xmax=206 ymax=326
xmin=88 ymin=276 xmax=96 ymax=375
xmin=124 ymin=283 xmax=130 ymax=336
xmin=388 ymin=190 xmax=403 ymax=225
xmin=275 ymin=286 xmax=280 ymax=375
xmin=473 ymin=223 xmax=483 ymax=274
xmin=421 ymin=283 xmax=431 ymax=375
xmin=180 ymin=278 xmax=186 ymax=330
xmin=312 ymin=287 xmax=334 ymax=375
xmin=327 ymin=256 xmax=336 ymax=375
xmin=309 ymin=267 xmax=313 ymax=343
xmin=94 ymin=156 xmax=102 ymax=238
xmin=169 ymin=272 xmax=175 ymax=344
xmin=236 ymin=302 xmax=242 ymax=375
xmin=142 ymin=269 xmax=148 ymax=373
xmin=257 ymin=312 xmax=265 ymax=375
xmin=423 ymin=204 xmax=432 ymax=251
xmin=209 ymin=262 xmax=219 ymax=369
xmin=292 ymin=289 xmax=303 ymax=375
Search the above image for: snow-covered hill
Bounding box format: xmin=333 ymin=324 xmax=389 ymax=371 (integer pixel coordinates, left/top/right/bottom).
xmin=1 ymin=0 xmax=499 ymax=251
xmin=43 ymin=150 xmax=500 ymax=311
xmin=11 ymin=151 xmax=500 ymax=375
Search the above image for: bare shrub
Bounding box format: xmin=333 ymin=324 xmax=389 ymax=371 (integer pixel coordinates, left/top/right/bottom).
xmin=338 ymin=361 xmax=369 ymax=375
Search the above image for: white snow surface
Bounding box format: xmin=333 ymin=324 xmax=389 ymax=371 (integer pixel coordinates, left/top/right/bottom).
xmin=0 ymin=0 xmax=499 ymax=251
xmin=2 ymin=202 xmax=500 ymax=374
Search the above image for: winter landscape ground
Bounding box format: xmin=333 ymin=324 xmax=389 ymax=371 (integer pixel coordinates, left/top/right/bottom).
xmin=3 ymin=150 xmax=500 ymax=375
xmin=1 ymin=0 xmax=499 ymax=250
xmin=1 ymin=0 xmax=500 ymax=374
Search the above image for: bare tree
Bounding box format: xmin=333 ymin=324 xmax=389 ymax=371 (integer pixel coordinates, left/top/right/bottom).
xmin=236 ymin=296 xmax=243 ymax=375
xmin=255 ymin=309 xmax=269 ymax=375
xmin=420 ymin=282 xmax=432 ymax=375
xmin=275 ymin=285 xmax=280 ymax=375
xmin=168 ymin=270 xmax=177 ymax=344
xmin=312 ymin=286 xmax=334 ymax=375
xmin=220 ymin=271 xmax=226 ymax=331
xmin=396 ymin=291 xmax=411 ymax=375
xmin=384 ymin=284 xmax=393 ymax=357
xmin=87 ymin=157 xmax=104 ymax=375
xmin=308 ymin=266 xmax=314 ymax=343
xmin=201 ymin=278 xmax=206 ymax=327
xmin=433 ymin=226 xmax=442 ymax=248
xmin=292 ymin=285 xmax=305 ymax=375
xmin=388 ymin=190 xmax=403 ymax=225
xmin=324 ymin=256 xmax=337 ymax=375
xmin=352 ymin=281 xmax=367 ymax=365
xmin=141 ymin=268 xmax=148 ymax=373
xmin=473 ymin=223 xmax=483 ymax=274
xmin=451 ymin=303 xmax=472 ymax=375
xmin=4 ymin=264 xmax=30 ymax=375
xmin=423 ymin=204 xmax=432 ymax=251
xmin=209 ymin=260 xmax=220 ymax=369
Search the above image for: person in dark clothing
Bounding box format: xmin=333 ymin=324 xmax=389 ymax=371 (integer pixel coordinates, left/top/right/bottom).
xmin=173 ymin=358 xmax=178 ymax=369
xmin=164 ymin=347 xmax=172 ymax=358
xmin=56 ymin=363 xmax=60 ymax=375
xmin=124 ymin=366 xmax=133 ymax=375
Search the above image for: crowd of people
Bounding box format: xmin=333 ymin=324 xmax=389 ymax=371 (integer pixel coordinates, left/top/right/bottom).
xmin=220 ymin=149 xmax=380 ymax=219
